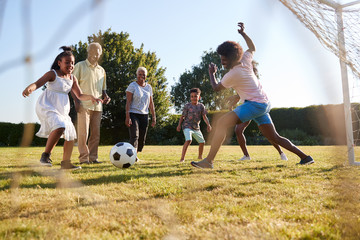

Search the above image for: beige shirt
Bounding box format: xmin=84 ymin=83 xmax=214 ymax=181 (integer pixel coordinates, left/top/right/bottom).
xmin=73 ymin=59 xmax=107 ymax=111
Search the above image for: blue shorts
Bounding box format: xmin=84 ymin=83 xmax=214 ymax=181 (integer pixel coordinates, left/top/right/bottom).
xmin=183 ymin=128 xmax=205 ymax=143
xmin=233 ymin=100 xmax=273 ymax=126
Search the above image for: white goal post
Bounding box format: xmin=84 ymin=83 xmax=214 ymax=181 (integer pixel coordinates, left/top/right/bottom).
xmin=279 ymin=0 xmax=360 ymax=165
xmin=328 ymin=0 xmax=360 ymax=166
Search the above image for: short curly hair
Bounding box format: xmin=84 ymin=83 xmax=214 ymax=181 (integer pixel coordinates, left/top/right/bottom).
xmin=190 ymin=88 xmax=201 ymax=95
xmin=216 ymin=41 xmax=243 ymax=63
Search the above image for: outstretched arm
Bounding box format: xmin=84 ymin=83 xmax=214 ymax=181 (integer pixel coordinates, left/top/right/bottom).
xmin=22 ymin=71 xmax=55 ymax=97
xmin=238 ymin=22 xmax=256 ymax=53
xmin=71 ymin=76 xmax=102 ymax=104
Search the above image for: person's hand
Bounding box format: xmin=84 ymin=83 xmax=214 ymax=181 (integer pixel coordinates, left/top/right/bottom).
xmin=176 ymin=125 xmax=181 ymax=132
xmin=208 ymin=62 xmax=218 ymax=75
xmin=91 ymin=97 xmax=103 ymax=105
xmin=238 ymin=22 xmax=245 ymax=34
xmin=125 ymin=116 xmax=132 ymax=127
xmin=22 ymin=86 xmax=33 ymax=97
xmin=102 ymin=94 xmax=111 ymax=105
xmin=207 ymin=125 xmax=212 ymax=132
xmin=151 ymin=117 xmax=156 ymax=127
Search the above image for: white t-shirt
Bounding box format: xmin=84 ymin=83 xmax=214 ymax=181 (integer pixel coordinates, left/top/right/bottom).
xmin=126 ymin=81 xmax=153 ymax=114
xmin=220 ymin=50 xmax=269 ymax=103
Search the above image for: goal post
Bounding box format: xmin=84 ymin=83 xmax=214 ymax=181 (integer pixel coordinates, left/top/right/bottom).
xmin=334 ymin=4 xmax=357 ymax=165
xmin=279 ymin=0 xmax=360 ymax=165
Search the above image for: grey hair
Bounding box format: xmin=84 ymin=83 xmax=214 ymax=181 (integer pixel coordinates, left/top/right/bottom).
xmin=87 ymin=42 xmax=102 ymax=55
xmin=136 ymin=67 xmax=148 ymax=76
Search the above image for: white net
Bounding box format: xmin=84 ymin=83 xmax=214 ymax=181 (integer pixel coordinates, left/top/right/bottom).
xmin=279 ymin=0 xmax=360 ymax=79
xmin=279 ymin=0 xmax=360 ymax=163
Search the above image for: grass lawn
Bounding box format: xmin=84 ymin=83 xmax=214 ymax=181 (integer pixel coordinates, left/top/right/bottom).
xmin=0 ymin=145 xmax=360 ymax=239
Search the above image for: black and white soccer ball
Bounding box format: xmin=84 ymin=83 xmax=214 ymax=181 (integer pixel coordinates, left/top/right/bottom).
xmin=109 ymin=142 xmax=137 ymax=168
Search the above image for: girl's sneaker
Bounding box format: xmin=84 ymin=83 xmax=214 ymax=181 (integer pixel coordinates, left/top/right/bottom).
xmin=280 ymin=152 xmax=288 ymax=160
xmin=40 ymin=152 xmax=52 ymax=167
xmin=238 ymin=155 xmax=251 ymax=161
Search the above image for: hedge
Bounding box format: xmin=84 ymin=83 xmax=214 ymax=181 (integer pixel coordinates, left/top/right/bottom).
xmin=1 ymin=104 xmax=356 ymax=147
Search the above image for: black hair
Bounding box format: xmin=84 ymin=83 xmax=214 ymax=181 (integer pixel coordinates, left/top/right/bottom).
xmin=190 ymin=88 xmax=201 ymax=95
xmin=216 ymin=41 xmax=243 ymax=63
xmin=50 ymin=46 xmax=74 ymax=70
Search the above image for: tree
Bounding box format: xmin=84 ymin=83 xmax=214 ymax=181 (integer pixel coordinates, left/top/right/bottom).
xmin=171 ymin=50 xmax=235 ymax=112
xmin=71 ymin=29 xmax=171 ymax=143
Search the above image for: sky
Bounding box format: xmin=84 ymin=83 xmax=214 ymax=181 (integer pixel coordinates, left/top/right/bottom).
xmin=0 ymin=0 xmax=354 ymax=124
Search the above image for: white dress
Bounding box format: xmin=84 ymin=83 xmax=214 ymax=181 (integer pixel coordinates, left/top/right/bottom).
xmin=35 ymin=69 xmax=77 ymax=141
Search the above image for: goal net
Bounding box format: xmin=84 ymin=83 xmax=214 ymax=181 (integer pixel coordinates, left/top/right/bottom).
xmin=279 ymin=0 xmax=360 ymax=165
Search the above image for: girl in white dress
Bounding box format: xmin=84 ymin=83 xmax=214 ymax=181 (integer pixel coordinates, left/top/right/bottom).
xmin=22 ymin=46 xmax=102 ymax=169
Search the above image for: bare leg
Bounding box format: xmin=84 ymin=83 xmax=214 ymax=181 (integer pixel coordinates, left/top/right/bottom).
xmin=44 ymin=128 xmax=65 ymax=154
xmin=198 ymin=143 xmax=204 ymax=159
xmin=235 ymin=121 xmax=251 ymax=157
xmin=270 ymin=140 xmax=283 ymax=155
xmin=61 ymin=140 xmax=81 ymax=170
xmin=180 ymin=140 xmax=191 ymax=162
xmin=205 ymin=112 xmax=240 ymax=163
xmin=63 ymin=140 xmax=74 ymax=161
xmin=267 ymin=138 xmax=286 ymax=156
xmin=258 ymin=123 xmax=307 ymax=159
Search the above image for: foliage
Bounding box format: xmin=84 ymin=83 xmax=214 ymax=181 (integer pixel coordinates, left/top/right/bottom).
xmin=171 ymin=50 xmax=235 ymax=112
xmin=1 ymin=146 xmax=360 ymax=239
xmin=279 ymin=128 xmax=322 ymax=145
xmin=0 ymin=122 xmax=46 ymax=147
xmin=147 ymin=114 xmax=183 ymax=145
xmin=71 ymin=29 xmax=172 ymax=143
xmin=0 ymin=104 xmax=352 ymax=146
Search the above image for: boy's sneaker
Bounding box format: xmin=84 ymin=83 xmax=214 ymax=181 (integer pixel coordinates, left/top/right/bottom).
xmin=238 ymin=155 xmax=251 ymax=161
xmin=280 ymin=152 xmax=288 ymax=161
xmin=40 ymin=152 xmax=52 ymax=167
xmin=297 ymin=156 xmax=314 ymax=165
xmin=61 ymin=160 xmax=82 ymax=170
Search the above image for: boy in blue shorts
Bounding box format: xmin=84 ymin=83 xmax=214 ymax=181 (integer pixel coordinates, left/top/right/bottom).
xmin=177 ymin=88 xmax=212 ymax=162
xmin=191 ymin=22 xmax=314 ymax=169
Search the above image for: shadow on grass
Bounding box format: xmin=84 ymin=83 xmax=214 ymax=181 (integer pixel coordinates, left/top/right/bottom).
xmin=0 ymin=167 xmax=85 ymax=190
xmin=1 ymin=164 xmax=39 ymax=169
xmin=0 ymin=200 xmax=108 ymax=221
xmin=0 ymin=162 xmax=194 ymax=190
xmin=0 ymin=161 xmax=345 ymax=191
xmin=81 ymin=168 xmax=192 ymax=186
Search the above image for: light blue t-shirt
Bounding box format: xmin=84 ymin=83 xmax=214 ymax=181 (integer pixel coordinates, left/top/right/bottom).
xmin=126 ymin=81 xmax=153 ymax=114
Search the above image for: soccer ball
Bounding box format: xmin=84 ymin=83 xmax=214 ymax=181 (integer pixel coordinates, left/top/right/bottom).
xmin=109 ymin=142 xmax=137 ymax=168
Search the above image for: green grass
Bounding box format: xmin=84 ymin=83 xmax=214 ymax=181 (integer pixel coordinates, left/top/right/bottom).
xmin=1 ymin=145 xmax=360 ymax=239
